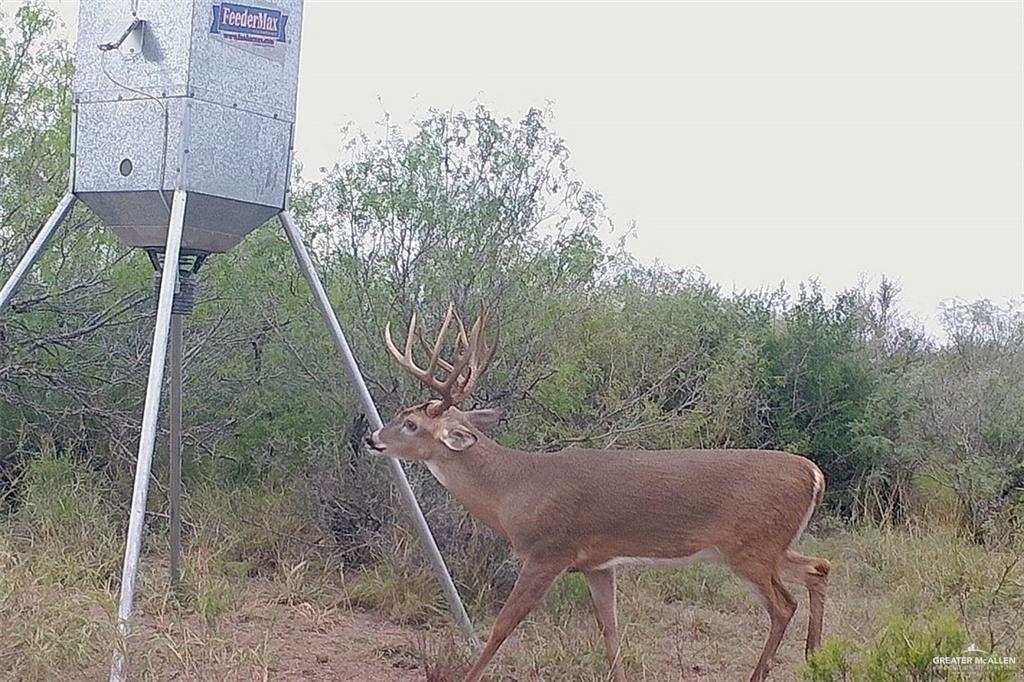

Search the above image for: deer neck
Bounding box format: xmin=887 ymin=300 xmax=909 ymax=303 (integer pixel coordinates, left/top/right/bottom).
xmin=424 ymin=436 xmax=527 ymax=535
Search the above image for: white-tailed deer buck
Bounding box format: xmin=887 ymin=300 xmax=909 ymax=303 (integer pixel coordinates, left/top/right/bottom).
xmin=366 ymin=304 xmax=831 ymax=682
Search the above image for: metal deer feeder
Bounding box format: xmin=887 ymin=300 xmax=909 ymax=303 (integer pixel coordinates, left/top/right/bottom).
xmin=0 ymin=2 xmax=478 ymax=679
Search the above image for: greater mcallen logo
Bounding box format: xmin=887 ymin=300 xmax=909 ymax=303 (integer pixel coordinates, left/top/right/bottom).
xmin=932 ymin=643 xmax=1017 ymax=675
xmin=210 ymin=2 xmax=288 ymax=47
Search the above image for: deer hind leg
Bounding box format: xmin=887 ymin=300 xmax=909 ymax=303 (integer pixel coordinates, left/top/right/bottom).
xmin=584 ymin=567 xmax=626 ymax=682
xmin=463 ymin=557 xmax=565 ymax=682
xmin=733 ymin=562 xmax=797 ymax=682
xmin=779 ymin=549 xmax=831 ymax=657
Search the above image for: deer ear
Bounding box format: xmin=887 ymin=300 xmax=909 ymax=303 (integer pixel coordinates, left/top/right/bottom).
xmin=440 ymin=426 xmax=478 ymax=452
xmin=463 ymin=408 xmax=503 ymax=432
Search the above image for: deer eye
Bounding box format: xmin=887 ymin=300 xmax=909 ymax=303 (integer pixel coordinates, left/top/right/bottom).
xmin=402 ymin=419 xmax=418 ymax=432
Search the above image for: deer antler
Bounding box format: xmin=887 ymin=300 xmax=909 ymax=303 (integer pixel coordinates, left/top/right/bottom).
xmin=384 ymin=303 xmax=499 ymax=416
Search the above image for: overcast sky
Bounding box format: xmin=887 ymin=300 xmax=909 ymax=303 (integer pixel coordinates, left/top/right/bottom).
xmin=21 ymin=1 xmax=1024 ymax=337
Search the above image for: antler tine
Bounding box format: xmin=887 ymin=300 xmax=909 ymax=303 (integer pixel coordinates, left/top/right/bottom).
xmin=453 ymin=312 xmax=484 ymax=395
xmin=452 ymin=308 xmax=470 ymax=348
xmin=422 ymin=303 xmax=455 ymax=376
xmin=481 ymin=312 xmax=499 ymax=368
xmin=447 ymin=307 xmax=499 ymax=404
xmin=434 ymin=320 xmax=471 ymax=399
xmin=404 ymin=311 xmax=418 ymax=358
xmin=385 ymin=311 xmax=437 ymax=387
xmin=385 ymin=304 xmax=498 ymax=415
xmin=469 ymin=308 xmax=492 ymax=358
xmin=383 ymin=320 xmax=409 ymax=367
xmin=429 ymin=307 xmax=471 ymax=394
xmin=417 ymin=330 xmax=457 ymax=373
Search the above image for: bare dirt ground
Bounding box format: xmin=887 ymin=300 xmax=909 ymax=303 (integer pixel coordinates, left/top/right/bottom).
xmin=180 ymin=602 xmax=434 ymax=681
xmin=66 ymin=591 xmax=439 ymax=681
xmin=231 ymin=604 xmax=427 ymax=681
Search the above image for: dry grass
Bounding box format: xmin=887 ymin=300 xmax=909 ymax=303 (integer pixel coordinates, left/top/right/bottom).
xmin=0 ymin=454 xmax=389 ymax=681
xmin=412 ymin=526 xmax=1023 ymax=681
xmin=1 ymin=454 xmax=1022 ymax=681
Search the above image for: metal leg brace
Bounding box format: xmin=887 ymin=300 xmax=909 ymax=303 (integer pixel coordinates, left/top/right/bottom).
xmin=0 ymin=193 xmax=77 ymax=315
xmin=279 ymin=211 xmax=481 ymax=651
xmin=168 ymin=314 xmax=184 ymax=590
xmin=109 ymin=189 xmax=187 ymax=682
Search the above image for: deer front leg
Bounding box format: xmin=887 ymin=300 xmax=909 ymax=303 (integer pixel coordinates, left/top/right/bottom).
xmin=584 ymin=567 xmax=626 ymax=682
xmin=464 ymin=557 xmax=566 ymax=682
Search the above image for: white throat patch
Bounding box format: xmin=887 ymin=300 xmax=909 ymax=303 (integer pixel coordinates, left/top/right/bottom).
xmin=424 ymin=460 xmax=449 ymax=487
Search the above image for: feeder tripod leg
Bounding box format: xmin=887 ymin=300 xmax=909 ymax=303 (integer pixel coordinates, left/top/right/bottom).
xmin=0 ymin=193 xmax=76 ymax=316
xmin=109 ymin=189 xmax=187 ymax=682
xmin=168 ymin=313 xmax=184 ymax=591
xmin=278 ymin=210 xmax=481 ymax=652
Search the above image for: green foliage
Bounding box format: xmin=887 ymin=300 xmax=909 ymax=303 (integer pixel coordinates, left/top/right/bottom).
xmin=344 ymin=562 xmax=446 ymax=624
xmin=186 ymin=479 xmax=319 ymax=576
xmin=802 ymin=525 xmax=1024 ymax=682
xmin=803 ymin=639 xmax=856 ymax=682
xmin=639 ymin=563 xmax=743 ymax=611
xmin=545 ymin=571 xmax=592 ymax=619
xmin=802 ymin=610 xmax=1012 ymax=682
xmin=896 ymin=300 xmax=1024 ymax=539
xmin=0 ymin=449 xmax=119 ymax=677
xmin=0 ymin=3 xmax=73 ymax=222
xmin=862 ymin=612 xmax=964 ymax=681
xmin=14 ymin=449 xmax=121 ymax=587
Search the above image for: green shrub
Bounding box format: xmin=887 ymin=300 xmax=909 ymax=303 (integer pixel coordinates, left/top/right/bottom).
xmin=344 ymin=562 xmax=445 ymax=624
xmin=803 ymin=610 xmax=1018 ymax=682
xmin=803 ymin=639 xmax=855 ymax=682
xmin=0 ymin=451 xmax=119 ymax=678
xmin=861 ymin=612 xmax=964 ymax=681
xmin=15 ymin=452 xmax=121 ymax=588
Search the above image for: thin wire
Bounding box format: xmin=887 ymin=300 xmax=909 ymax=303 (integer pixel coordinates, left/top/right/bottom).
xmin=98 ymin=47 xmax=173 ymax=219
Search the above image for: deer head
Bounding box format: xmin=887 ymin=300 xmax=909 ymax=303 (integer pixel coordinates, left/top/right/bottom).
xmin=365 ymin=304 xmax=501 ymax=462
